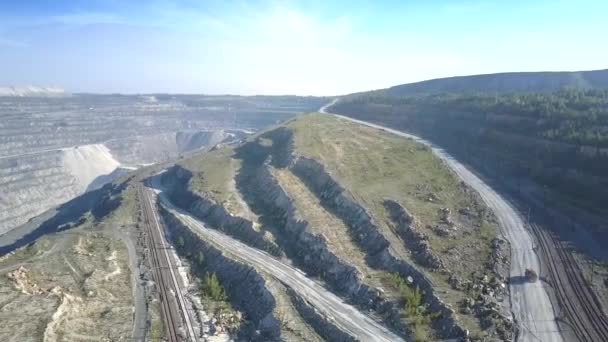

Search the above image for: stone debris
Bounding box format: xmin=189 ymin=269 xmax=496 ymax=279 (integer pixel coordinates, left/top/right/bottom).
xmin=439 ymin=207 xmax=454 ymax=227
xmin=433 ymin=224 xmax=453 ymax=237
xmin=459 ymin=207 xmax=472 ymax=216
xmin=7 ymin=266 xmax=48 ymax=295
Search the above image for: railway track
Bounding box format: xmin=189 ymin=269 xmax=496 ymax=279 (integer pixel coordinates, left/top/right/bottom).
xmin=531 ymin=223 xmax=608 ymax=342
xmin=139 ymin=185 xmax=180 ymax=342
xmin=138 ymin=185 xmax=197 ymax=342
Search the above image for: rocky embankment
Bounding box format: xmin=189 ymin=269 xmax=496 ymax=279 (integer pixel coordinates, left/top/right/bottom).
xmin=161 ymin=166 xmax=282 ymax=256
xmin=292 ymin=157 xmax=466 ymax=338
xmin=157 ymin=119 xmax=516 ymax=340
xmin=253 ymin=161 xmax=405 ymax=325
xmin=383 ymin=199 xmax=444 ymax=270
xmin=161 ymin=207 xmax=281 ymax=340
xmin=161 ymin=202 xmax=348 ymax=341
xmin=231 ymin=131 xmax=416 ymax=337
xmin=226 ymin=126 xmax=474 ymax=338
xmin=384 ymin=199 xmax=513 ymax=340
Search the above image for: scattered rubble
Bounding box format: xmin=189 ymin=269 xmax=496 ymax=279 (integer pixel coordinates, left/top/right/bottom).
xmin=384 ymin=199 xmax=445 ymax=270
xmin=293 ymin=158 xmax=466 ymax=339
xmin=490 ymin=238 xmax=510 ymax=277
xmin=7 ymin=266 xmax=48 ymax=295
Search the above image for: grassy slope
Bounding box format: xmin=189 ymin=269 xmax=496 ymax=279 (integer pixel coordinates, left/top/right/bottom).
xmin=272 ymin=168 xmax=392 ymax=288
xmin=288 ymin=113 xmax=501 ymax=336
xmin=174 ymin=113 xmax=502 ymax=338
xmin=178 ymin=147 xmax=247 ymax=216
xmin=288 ymin=113 xmax=496 ymax=259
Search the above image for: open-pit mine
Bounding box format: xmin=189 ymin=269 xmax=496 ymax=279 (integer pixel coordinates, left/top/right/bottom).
xmin=3 ymin=91 xmax=603 ymax=342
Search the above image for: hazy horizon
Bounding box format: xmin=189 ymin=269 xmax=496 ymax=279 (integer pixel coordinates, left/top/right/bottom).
xmin=1 ymin=0 xmax=607 ymax=95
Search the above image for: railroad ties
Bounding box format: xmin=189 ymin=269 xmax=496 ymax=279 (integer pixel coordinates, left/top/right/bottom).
xmin=531 ymin=224 xmax=608 ymax=342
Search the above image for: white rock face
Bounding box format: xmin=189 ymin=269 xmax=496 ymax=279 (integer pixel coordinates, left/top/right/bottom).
xmin=0 ymin=144 xmax=120 ymax=235
xmin=0 ymin=94 xmax=317 ymax=237
xmin=0 ymin=132 xmax=230 ymax=236
xmin=61 ymin=144 xmax=121 ymax=192
xmin=106 ymin=130 xmax=231 ymax=166
xmin=0 ymin=86 xmax=66 ymax=97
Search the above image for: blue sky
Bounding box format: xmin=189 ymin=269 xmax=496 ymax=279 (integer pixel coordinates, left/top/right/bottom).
xmin=0 ymin=0 xmax=606 ymax=95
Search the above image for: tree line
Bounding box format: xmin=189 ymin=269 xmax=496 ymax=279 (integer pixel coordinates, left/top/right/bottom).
xmin=340 ymin=89 xmax=608 ymax=147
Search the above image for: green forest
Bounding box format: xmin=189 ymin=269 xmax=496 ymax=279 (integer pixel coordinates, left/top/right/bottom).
xmin=342 ymin=89 xmax=608 ymax=147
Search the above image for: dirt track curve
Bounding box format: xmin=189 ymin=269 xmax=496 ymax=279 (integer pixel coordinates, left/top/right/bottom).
xmin=321 ymin=99 xmax=564 ymax=342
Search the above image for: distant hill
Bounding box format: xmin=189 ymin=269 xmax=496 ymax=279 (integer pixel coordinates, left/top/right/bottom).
xmin=386 ymin=69 xmax=608 ymax=95
xmin=331 ymin=69 xmax=608 ymax=216
xmin=0 ymin=86 xmax=66 ymax=97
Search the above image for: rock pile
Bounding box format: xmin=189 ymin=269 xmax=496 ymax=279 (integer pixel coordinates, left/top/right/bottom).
xmin=490 ymin=238 xmax=510 ymax=277
xmin=7 ymin=266 xmax=48 ymax=295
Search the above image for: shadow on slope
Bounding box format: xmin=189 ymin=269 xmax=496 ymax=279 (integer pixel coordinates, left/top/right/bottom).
xmin=86 ymin=167 xmax=132 ymax=192
xmin=0 ymin=180 xmax=129 ymax=256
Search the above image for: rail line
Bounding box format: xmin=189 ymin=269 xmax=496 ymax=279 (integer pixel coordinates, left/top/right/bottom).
xmin=139 ymin=185 xmax=198 ymax=341
xmin=139 ymin=185 xmax=180 ymax=342
xmin=531 ymin=223 xmax=608 ymax=342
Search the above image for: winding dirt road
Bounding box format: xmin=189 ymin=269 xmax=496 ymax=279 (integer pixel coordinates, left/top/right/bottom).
xmin=321 ymin=99 xmax=564 ymax=342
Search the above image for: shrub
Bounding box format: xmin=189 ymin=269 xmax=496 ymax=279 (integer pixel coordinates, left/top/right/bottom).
xmin=388 ymin=274 xmax=433 ymax=341
xmin=201 ymin=273 xmax=226 ymax=301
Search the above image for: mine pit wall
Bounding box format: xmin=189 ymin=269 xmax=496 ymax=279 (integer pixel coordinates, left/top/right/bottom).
xmin=106 ymin=130 xmax=232 ymax=166
xmin=0 ymin=143 xmax=122 ymax=235
xmin=159 ymin=206 xmax=281 ymax=341
xmin=291 ymin=157 xmax=466 ymax=338
xmin=160 ymin=166 xmax=282 ymax=257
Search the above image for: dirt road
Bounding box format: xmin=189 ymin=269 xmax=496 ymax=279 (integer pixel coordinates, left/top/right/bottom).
xmin=322 ymin=100 xmax=563 ymax=342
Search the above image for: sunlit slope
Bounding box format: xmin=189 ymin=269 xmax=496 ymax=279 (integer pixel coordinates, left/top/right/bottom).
xmin=166 ymin=113 xmax=511 ymax=341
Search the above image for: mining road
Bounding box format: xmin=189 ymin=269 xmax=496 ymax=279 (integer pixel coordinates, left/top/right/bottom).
xmin=321 ymin=99 xmax=564 ymax=342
